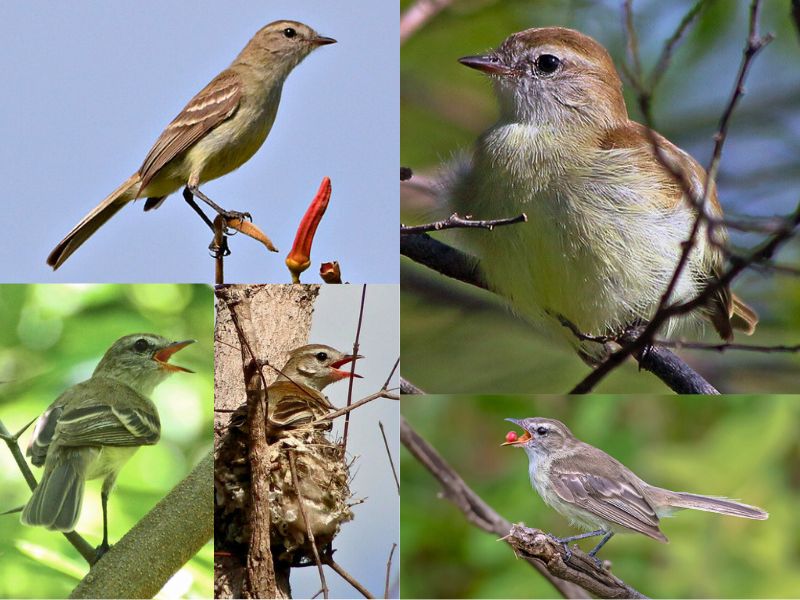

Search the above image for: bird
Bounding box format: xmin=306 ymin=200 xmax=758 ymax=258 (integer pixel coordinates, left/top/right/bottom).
xmin=47 ymin=20 xmax=336 ymax=270
xmin=503 ymin=417 xmax=768 ymax=561
xmin=21 ymin=334 xmax=194 ymax=560
xmin=228 ymin=343 xmax=362 ymax=438
xmin=447 ymin=27 xmax=757 ymax=363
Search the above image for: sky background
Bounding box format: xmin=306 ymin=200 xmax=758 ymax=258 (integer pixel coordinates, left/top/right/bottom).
xmin=298 ymin=284 xmax=400 ymax=598
xmin=0 ymin=1 xmax=398 ymax=283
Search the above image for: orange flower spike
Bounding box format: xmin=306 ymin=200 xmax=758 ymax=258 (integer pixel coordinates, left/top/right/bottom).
xmin=286 ymin=177 xmax=332 ymax=283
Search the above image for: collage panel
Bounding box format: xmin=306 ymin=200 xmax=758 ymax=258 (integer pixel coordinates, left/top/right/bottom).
xmin=213 ymin=284 xmax=399 ymax=599
xmin=3 ymin=1 xmax=398 ymax=285
xmin=0 ymin=284 xmax=214 ymax=598
xmin=400 ymin=1 xmax=800 ymax=394
xmin=401 ymin=394 xmax=799 ymax=599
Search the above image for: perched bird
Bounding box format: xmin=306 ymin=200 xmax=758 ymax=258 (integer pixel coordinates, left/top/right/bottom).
xmin=47 ymin=20 xmax=336 ymax=270
xmin=449 ymin=27 xmax=757 ymax=363
xmin=22 ymin=334 xmax=194 ymax=559
xmin=503 ymin=417 xmax=768 ymax=560
xmin=229 ymin=343 xmax=362 ymax=437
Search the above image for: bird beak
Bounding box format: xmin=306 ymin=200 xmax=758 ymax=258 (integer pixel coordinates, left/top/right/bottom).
xmin=313 ymin=35 xmax=337 ymax=46
xmin=153 ymin=340 xmax=195 ymax=373
xmin=459 ymin=54 xmax=517 ymax=77
xmin=502 ymin=418 xmax=531 ymax=446
xmin=330 ymin=354 xmax=364 ymax=379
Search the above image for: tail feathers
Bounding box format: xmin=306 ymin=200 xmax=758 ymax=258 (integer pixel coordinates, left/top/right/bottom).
xmin=731 ymin=294 xmax=758 ymax=335
xmin=47 ymin=173 xmax=140 ymax=270
xmin=21 ymin=461 xmax=85 ymax=531
xmin=667 ymin=491 xmax=768 ymax=520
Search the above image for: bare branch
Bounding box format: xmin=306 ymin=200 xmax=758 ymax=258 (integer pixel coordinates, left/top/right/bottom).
xmin=379 ymin=421 xmax=400 ymax=494
xmin=400 ymin=377 xmax=426 ymax=395
xmin=384 ymin=543 xmax=397 ymax=599
xmin=323 ymin=555 xmax=375 ymax=599
xmin=343 ymin=285 xmax=367 ymax=451
xmin=401 ymin=213 xmax=527 ymax=235
xmin=289 ymin=451 xmax=328 ymax=600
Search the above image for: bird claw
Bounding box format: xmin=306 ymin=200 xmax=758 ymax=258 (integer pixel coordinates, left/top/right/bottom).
xmin=92 ymin=541 xmax=111 ymax=564
xmin=209 ymin=237 xmax=231 ymax=258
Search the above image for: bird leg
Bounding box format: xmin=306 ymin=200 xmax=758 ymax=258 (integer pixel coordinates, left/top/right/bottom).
xmin=93 ymin=487 xmax=111 ymax=564
xmin=549 ymin=529 xmax=607 ymax=562
xmin=184 ymin=185 xmax=252 ymax=228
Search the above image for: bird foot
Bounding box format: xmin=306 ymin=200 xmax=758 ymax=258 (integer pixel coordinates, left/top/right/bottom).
xmin=92 ymin=541 xmax=111 ymax=564
xmin=208 ymin=236 xmax=231 ymax=258
xmin=222 ymin=210 xmax=252 ymax=230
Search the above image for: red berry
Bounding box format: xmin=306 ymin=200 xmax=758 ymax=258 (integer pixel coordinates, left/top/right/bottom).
xmin=505 ymin=431 xmax=518 ymax=443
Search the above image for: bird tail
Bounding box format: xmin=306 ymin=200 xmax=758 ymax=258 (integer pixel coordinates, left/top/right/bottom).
xmin=46 ymin=173 xmax=140 ymax=270
xmin=730 ymin=294 xmax=758 ymax=335
xmin=660 ymin=489 xmax=768 ymax=520
xmin=21 ymin=451 xmax=88 ymax=532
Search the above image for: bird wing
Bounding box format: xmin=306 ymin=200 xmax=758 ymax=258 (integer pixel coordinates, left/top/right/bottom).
xmin=138 ymin=69 xmax=243 ymax=190
xmin=599 ymin=121 xmax=736 ymax=340
xmin=48 ymin=380 xmax=160 ymax=448
xmin=267 ymin=380 xmax=335 ymax=432
xmin=549 ymin=449 xmax=666 ymax=541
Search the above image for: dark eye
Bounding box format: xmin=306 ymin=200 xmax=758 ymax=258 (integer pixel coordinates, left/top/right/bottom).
xmin=536 ymin=54 xmax=560 ymax=74
xmin=315 ymin=352 xmax=328 ymax=361
xmin=134 ymin=338 xmax=150 ymax=352
xmin=536 ymin=426 xmax=548 ymax=436
xmin=283 ymin=27 xmax=297 ymax=39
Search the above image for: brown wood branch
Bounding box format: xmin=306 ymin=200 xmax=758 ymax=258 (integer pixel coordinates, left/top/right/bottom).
xmin=223 ymin=294 xmax=281 ymax=599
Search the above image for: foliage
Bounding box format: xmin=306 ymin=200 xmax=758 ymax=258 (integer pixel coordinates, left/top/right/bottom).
xmin=0 ymin=284 xmax=214 ymax=599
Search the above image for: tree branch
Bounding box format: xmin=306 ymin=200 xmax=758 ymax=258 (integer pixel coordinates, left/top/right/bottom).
xmin=69 ymin=451 xmax=213 ymax=599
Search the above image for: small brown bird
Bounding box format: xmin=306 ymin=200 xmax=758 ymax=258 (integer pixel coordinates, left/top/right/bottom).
xmin=227 ymin=343 xmax=362 ymax=437
xmin=265 ymin=344 xmax=362 ymax=436
xmin=47 ymin=20 xmax=336 ymax=270
xmin=504 ymin=417 xmax=768 ymax=561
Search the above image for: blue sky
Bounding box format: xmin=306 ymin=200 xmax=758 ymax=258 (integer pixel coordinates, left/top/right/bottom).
xmin=0 ymin=2 xmax=398 ymax=283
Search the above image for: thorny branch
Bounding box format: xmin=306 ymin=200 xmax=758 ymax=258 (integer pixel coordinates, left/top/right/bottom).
xmin=401 ymin=213 xmax=527 ymax=235
xmin=401 ymin=416 xmax=650 ymax=599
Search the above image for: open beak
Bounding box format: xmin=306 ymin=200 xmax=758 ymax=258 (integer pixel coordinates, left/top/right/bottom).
xmin=501 ymin=417 xmax=531 ymax=446
xmin=459 ymin=54 xmax=517 ymax=77
xmin=330 ymin=354 xmax=364 ymax=379
xmin=153 ymin=340 xmax=195 ymax=373
xmin=313 ymin=35 xmax=337 ymax=46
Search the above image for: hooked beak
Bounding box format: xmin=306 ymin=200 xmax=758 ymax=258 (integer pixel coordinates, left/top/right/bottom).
xmin=153 ymin=340 xmax=195 ymax=373
xmin=313 ymin=35 xmax=337 ymax=46
xmin=501 ymin=417 xmax=531 ymax=446
xmin=459 ymin=54 xmax=517 ymax=77
xmin=330 ymin=354 xmax=364 ymax=379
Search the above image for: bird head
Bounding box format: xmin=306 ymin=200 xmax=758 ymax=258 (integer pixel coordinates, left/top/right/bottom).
xmin=94 ymin=334 xmax=194 ymax=395
xmin=275 ymin=344 xmax=363 ymax=391
xmin=502 ymin=417 xmax=574 ymax=457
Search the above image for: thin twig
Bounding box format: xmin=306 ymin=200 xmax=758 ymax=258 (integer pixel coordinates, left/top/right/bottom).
xmin=401 ymin=213 xmax=527 ymax=235
xmin=378 ymin=422 xmax=400 ymax=494
xmin=384 ymin=543 xmax=397 ymax=599
xmin=324 ymin=556 xmax=375 ymax=599
xmin=289 ymin=451 xmax=328 ymax=599
xmin=656 ymin=339 xmax=800 ymax=353
xmin=312 ymin=390 xmax=399 ymax=425
xmin=382 ymin=357 xmax=400 ymax=391
xmin=343 ymin=285 xmax=367 ymax=452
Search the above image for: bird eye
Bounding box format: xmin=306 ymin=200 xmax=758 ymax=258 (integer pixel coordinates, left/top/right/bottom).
xmin=134 ymin=338 xmax=150 ymax=352
xmin=536 ymin=54 xmax=560 ymax=74
xmin=315 ymin=352 xmax=328 ymax=361
xmin=536 ymin=426 xmax=548 ymax=436
xmin=283 ymin=27 xmax=297 ymax=39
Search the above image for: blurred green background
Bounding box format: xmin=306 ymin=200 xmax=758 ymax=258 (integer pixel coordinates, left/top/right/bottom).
xmin=401 ymin=0 xmax=800 ymax=392
xmin=401 ymin=395 xmax=800 ymax=598
xmin=0 ymin=284 xmax=213 ymax=599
